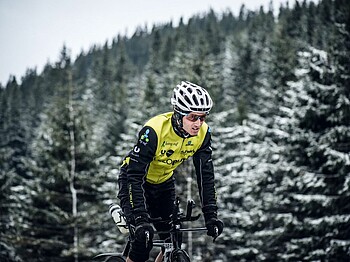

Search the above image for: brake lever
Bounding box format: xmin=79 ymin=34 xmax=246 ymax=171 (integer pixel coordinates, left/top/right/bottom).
xmin=213 ymin=226 xmax=219 ymax=242
xmin=185 ymin=199 xmax=195 ymax=219
xmin=145 ymin=230 xmax=150 ymax=248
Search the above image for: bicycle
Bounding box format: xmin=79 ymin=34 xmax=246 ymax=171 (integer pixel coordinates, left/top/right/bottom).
xmin=93 ymin=197 xmax=218 ymax=262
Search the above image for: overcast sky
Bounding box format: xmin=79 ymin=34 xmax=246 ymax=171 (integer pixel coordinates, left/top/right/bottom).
xmin=0 ymin=0 xmax=295 ymax=85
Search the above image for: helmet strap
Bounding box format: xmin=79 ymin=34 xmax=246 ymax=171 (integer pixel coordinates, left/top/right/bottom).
xmin=172 ymin=111 xmax=190 ymax=138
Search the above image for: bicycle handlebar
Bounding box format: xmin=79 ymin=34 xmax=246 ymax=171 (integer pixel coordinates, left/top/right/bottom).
xmin=149 ymin=197 xmax=202 ymax=224
xmin=119 ymin=197 xmax=218 ymax=240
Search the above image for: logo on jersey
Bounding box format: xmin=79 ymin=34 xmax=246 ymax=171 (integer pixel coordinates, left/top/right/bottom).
xmin=157 ymin=157 xmax=188 ymax=166
xmin=161 ymin=141 xmax=179 ymax=147
xmin=185 ymin=140 xmax=193 ymax=146
xmin=160 ymin=149 xmax=175 ymax=157
xmin=139 ymin=129 xmax=150 ymax=145
xmin=166 ymin=150 xmax=174 ymax=157
xmin=180 ymin=149 xmax=195 ymax=155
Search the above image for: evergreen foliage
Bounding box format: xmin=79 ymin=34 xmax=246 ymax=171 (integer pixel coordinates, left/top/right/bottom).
xmin=1 ymin=1 xmax=349 ymax=261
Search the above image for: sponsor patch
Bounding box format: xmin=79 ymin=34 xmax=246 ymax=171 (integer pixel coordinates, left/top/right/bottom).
xmin=139 ymin=129 xmax=150 ymax=145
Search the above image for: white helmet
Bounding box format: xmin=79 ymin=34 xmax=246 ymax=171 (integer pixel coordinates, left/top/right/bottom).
xmin=171 ymin=81 xmax=213 ymax=114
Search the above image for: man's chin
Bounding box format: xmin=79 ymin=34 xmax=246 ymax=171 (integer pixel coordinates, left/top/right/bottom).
xmin=189 ymin=130 xmax=199 ymax=136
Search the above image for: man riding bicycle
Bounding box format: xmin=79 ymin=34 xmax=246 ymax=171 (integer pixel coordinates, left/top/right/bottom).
xmin=117 ymin=81 xmax=224 ymax=262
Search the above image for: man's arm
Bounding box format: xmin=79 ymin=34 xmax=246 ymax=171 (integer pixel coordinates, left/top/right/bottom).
xmin=127 ymin=126 xmax=157 ymax=216
xmin=193 ymin=127 xmax=224 ymax=238
xmin=192 ymin=127 xmax=218 ymax=215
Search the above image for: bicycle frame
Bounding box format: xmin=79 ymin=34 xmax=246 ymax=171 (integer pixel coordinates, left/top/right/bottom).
xmin=94 ymin=197 xmax=213 ymax=262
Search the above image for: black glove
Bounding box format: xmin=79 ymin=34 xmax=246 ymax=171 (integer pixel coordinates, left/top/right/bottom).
xmin=204 ymin=213 xmax=224 ymax=238
xmin=134 ymin=214 xmax=154 ymax=244
xmin=206 ymin=218 xmax=224 ymax=237
xmin=129 ymin=214 xmax=154 ymax=261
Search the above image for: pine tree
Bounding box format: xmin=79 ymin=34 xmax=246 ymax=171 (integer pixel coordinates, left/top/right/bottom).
xmin=271 ymin=46 xmax=350 ymax=260
xmin=21 ymin=53 xmax=107 ymax=261
xmin=0 ymin=76 xmax=36 ymax=261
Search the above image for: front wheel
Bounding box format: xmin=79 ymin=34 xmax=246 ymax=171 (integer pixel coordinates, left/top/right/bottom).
xmin=171 ymin=249 xmax=190 ymax=262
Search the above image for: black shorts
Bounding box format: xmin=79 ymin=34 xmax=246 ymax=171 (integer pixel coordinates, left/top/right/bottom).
xmin=143 ymin=178 xmax=176 ymax=240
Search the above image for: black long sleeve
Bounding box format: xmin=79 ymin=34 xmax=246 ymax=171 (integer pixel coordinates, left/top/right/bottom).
xmin=126 ymin=126 xmax=157 ymax=215
xmin=193 ymin=128 xmax=218 ymax=215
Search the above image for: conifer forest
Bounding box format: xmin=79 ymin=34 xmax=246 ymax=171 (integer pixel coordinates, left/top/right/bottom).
xmin=1 ymin=0 xmax=349 ymax=261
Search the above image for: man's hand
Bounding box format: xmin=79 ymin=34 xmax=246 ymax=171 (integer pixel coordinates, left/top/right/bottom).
xmin=205 ymin=217 xmax=224 ymax=239
xmin=134 ymin=215 xmax=154 ymax=245
xmin=128 ymin=214 xmax=154 ymax=261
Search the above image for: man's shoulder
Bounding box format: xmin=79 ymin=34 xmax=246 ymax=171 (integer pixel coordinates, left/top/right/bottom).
xmin=149 ymin=112 xmax=173 ymax=121
xmin=145 ymin=112 xmax=173 ymax=128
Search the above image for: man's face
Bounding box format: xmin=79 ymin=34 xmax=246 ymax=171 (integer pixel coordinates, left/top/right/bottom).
xmin=182 ymin=112 xmax=207 ymax=136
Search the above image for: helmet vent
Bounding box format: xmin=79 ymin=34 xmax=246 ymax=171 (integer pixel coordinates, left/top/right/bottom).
xmin=193 ymin=95 xmax=199 ymax=106
xmin=179 ymin=100 xmax=186 ymax=108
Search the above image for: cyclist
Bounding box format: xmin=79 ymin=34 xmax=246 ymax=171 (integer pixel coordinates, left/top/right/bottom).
xmin=117 ymin=81 xmax=224 ymax=262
